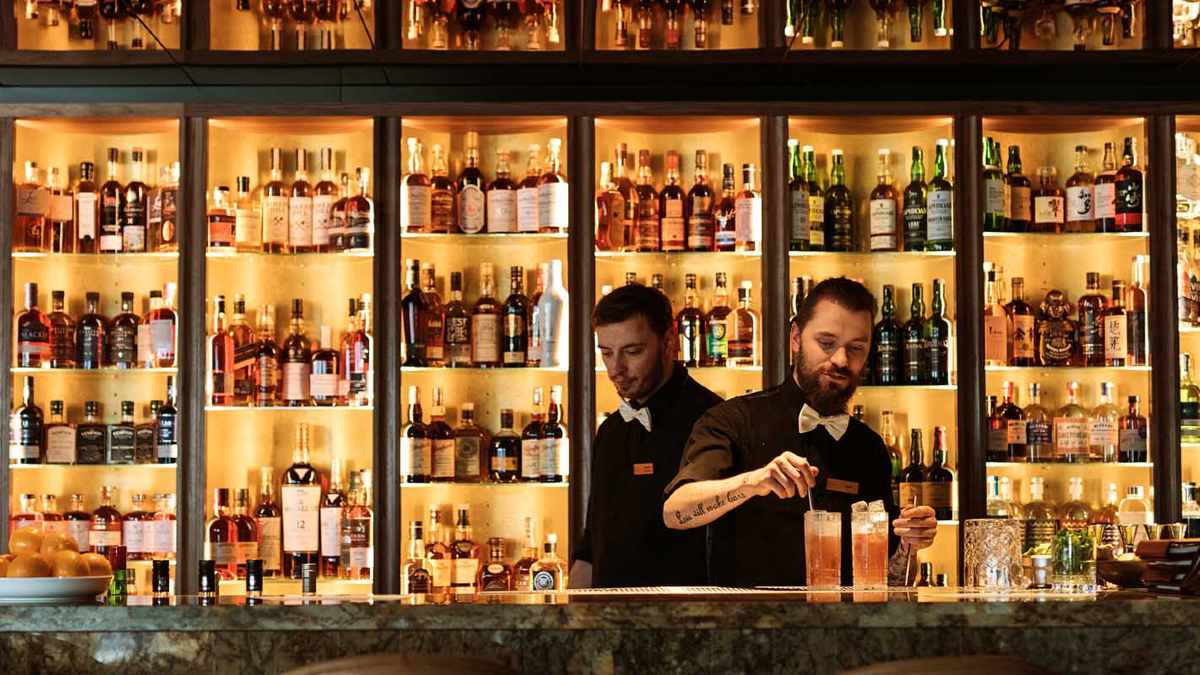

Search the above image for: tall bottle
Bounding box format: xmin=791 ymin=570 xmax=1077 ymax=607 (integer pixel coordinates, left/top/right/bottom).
xmin=825 ymin=149 xmax=854 ymax=252
xmin=1094 ymin=142 xmax=1118 ymax=232
xmin=902 ymin=282 xmax=926 ymax=385
xmin=121 ymin=148 xmax=149 ymax=253
xmin=487 ymin=148 xmax=518 ymax=234
xmin=803 ymin=146 xmax=825 ymax=251
xmin=537 ymin=260 xmax=570 ymax=368
xmin=1065 ymin=145 xmax=1096 ymax=233
xmin=872 ymin=285 xmax=901 ymax=385
xmin=403 ymin=137 xmax=432 ymax=233
xmin=288 ymin=148 xmax=314 ymax=253
xmin=401 ymin=258 xmax=427 ymax=367
xmin=311 ymin=147 xmax=337 ymax=251
xmin=443 ymin=271 xmax=472 ymax=368
xmin=881 ymin=411 xmax=903 ymax=506
xmin=518 ymin=144 xmax=543 ymax=234
xmin=256 ymin=466 xmax=282 ymax=577
xmin=210 ymin=295 xmax=234 ymax=406
xmin=456 ymin=131 xmax=486 ymax=234
xmin=1053 ymin=381 xmax=1089 ymax=463
xmin=713 ymin=163 xmax=738 ymax=252
xmin=902 ymin=145 xmax=927 ymax=251
xmin=538 ymin=138 xmax=569 ymax=233
xmin=10 ymin=377 xmax=42 ymax=465
xmin=157 ymin=376 xmax=178 ymax=464
xmin=787 ymin=139 xmax=809 ymax=251
xmin=540 ymin=386 xmax=566 ymax=482
xmin=983 ymin=269 xmax=1007 ymax=366
xmin=676 ymin=273 xmax=704 ymax=367
xmin=1114 ymin=136 xmax=1144 ymax=232
xmin=634 ymin=149 xmax=660 ymax=252
xmin=660 ymin=150 xmax=686 ymax=252
xmin=16 ymin=282 xmax=50 ymax=368
xmin=261 ymin=147 xmax=289 ymax=253
xmin=76 ymin=292 xmax=108 ymax=370
xmin=1181 ymin=353 xmax=1200 ymax=444
xmin=926 ymin=427 xmax=953 ymax=521
xmin=471 ymin=263 xmax=502 ymax=367
xmin=75 ymin=161 xmax=99 ymax=253
xmin=206 ymin=488 xmax=239 ymax=580
xmin=729 ymin=282 xmax=759 ymax=367
xmin=1128 ymin=255 xmax=1148 ymax=366
xmin=340 ymin=470 xmax=372 ymax=580
xmin=687 ymin=149 xmax=716 ymax=251
xmin=320 ymin=457 xmax=345 ymax=577
xmin=233 ymin=488 xmax=259 ymax=579
xmin=1004 ymin=277 xmax=1036 ymax=367
xmin=280 ymin=298 xmax=313 ymax=406
xmin=926 ymin=139 xmax=953 ymax=251
xmin=704 ymin=272 xmax=732 ymax=367
xmin=1023 ymin=476 xmax=1058 ymax=553
xmin=1077 ymin=271 xmax=1108 ymax=367
xmin=502 ymin=266 xmax=529 ymax=368
xmin=898 ymin=428 xmax=926 ymax=507
xmin=430 ymin=144 xmax=455 ymax=234
xmin=281 ymin=423 xmax=322 ymax=578
xmin=923 ymin=278 xmax=951 ymax=385
xmin=1006 ymin=145 xmax=1032 ymax=232
xmin=403 ymin=386 xmax=432 ymax=483
xmin=344 ymin=167 xmax=373 ymax=251
xmin=868 ymin=149 xmax=899 ymax=252
xmin=982 ymin=137 xmax=1006 ymax=231
xmin=522 ymin=388 xmax=545 ymax=482
xmin=428 ymin=388 xmax=455 ymax=483
xmin=735 ymin=163 xmax=762 ymax=252
xmin=404 ymin=521 xmax=431 ymax=594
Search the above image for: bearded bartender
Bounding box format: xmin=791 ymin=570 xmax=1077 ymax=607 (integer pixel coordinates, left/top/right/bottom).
xmin=662 ymin=278 xmax=938 ymax=587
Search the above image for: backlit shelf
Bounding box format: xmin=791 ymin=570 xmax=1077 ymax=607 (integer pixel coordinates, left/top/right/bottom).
xmin=857 ymin=384 xmax=957 ymax=391
xmin=401 ymin=232 xmax=568 ymax=244
xmin=12 ymin=251 xmax=179 ymax=262
xmin=937 ymin=520 xmax=959 ymax=526
xmin=983 ymin=231 xmax=1149 ymax=242
xmin=1181 ymin=442 xmax=1200 ymax=449
xmin=595 ymin=250 xmax=761 ymax=260
xmin=987 ymin=462 xmax=1153 ymax=469
xmin=788 ymin=250 xmax=955 ymax=260
xmin=206 ymin=248 xmax=373 ymax=260
xmin=401 ymin=366 xmax=567 ymax=373
xmin=596 ymin=365 xmax=762 ymax=373
xmin=401 ymin=481 xmax=569 ymax=488
xmin=11 ymin=367 xmax=177 ymax=375
xmin=218 ymin=577 xmax=373 ymax=597
xmin=985 ymin=365 xmax=1151 ymax=373
xmin=205 ymin=405 xmax=374 ymax=412
xmin=9 ymin=463 xmax=177 ymax=470
xmin=1180 ymin=324 xmax=1200 ymax=335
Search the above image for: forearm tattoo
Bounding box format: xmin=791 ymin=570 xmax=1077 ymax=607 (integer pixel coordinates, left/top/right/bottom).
xmin=672 ymin=487 xmax=746 ymax=527
xmin=887 ymin=542 xmax=914 ymax=587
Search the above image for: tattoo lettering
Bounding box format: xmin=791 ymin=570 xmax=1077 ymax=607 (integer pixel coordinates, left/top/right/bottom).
xmin=674 ymin=510 xmax=693 ymax=526
xmin=887 ymin=542 xmax=914 ymax=587
xmin=675 ymin=491 xmax=734 ymax=526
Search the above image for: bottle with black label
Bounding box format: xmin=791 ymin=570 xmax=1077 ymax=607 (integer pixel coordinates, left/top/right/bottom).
xmin=107 ymin=400 xmax=136 ymax=465
xmin=76 ymin=291 xmax=108 ymax=370
xmin=871 ymin=285 xmax=901 ymax=385
xmin=157 ymin=377 xmax=178 ymax=464
xmin=529 ymin=533 xmax=565 ymax=591
xmin=76 ymin=401 xmax=107 ymax=465
xmin=10 ymin=377 xmax=43 ymax=465
xmin=109 ymin=291 xmax=140 ymax=369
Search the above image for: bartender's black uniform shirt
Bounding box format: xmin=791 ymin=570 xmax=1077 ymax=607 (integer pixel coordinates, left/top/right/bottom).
xmin=573 ymin=365 xmax=722 ymax=587
xmin=664 ymin=375 xmax=900 ymax=587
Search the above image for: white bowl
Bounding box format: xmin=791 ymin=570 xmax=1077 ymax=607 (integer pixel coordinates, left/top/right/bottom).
xmin=0 ymin=576 xmax=112 ymax=604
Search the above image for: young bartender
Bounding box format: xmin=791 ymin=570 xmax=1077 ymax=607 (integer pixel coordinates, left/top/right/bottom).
xmin=662 ymin=277 xmax=938 ymax=587
xmin=570 ymin=284 xmax=723 ymax=588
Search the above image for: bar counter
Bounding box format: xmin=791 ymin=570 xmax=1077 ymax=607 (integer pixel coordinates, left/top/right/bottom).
xmin=0 ymin=588 xmax=1194 ymax=674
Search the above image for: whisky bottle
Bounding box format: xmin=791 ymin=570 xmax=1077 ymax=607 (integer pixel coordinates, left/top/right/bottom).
xmin=595 ymin=161 xmax=621 ymax=251
xmin=457 ymin=132 xmax=486 ymax=234
xmin=480 ymin=537 xmax=513 ymax=591
xmin=425 ymin=506 xmax=452 ymax=593
xmin=404 ymin=521 xmax=432 ymax=594
xmin=340 ymin=470 xmax=372 ymax=580
xmin=660 ymin=150 xmax=686 ymax=251
xmin=256 ymin=466 xmax=283 ymax=577
xmin=76 ymin=292 xmax=108 ymax=370
xmin=636 ymin=0 xmax=655 ymax=48
xmin=344 ymin=167 xmax=373 ymax=250
xmin=788 ymin=139 xmax=809 ymax=251
xmin=105 ymin=291 xmax=138 ymax=370
xmin=1114 ymin=137 xmax=1143 ymax=232
xmin=344 ymin=298 xmax=372 ymax=405
xmin=530 ymin=533 xmax=565 ymax=591
xmin=310 ymin=325 xmax=341 ymax=406
xmin=1119 ymin=395 xmax=1148 ymax=463
xmin=1128 ymin=255 xmax=1148 ymax=366
xmin=926 ymin=139 xmax=954 ymax=251
xmin=729 ymin=282 xmax=759 ymax=367
xmin=902 ymin=283 xmax=925 ymax=385
xmin=540 ymin=386 xmax=566 ymax=482
xmin=9 ymin=494 xmax=41 ymax=534
xmin=1059 ymin=478 xmax=1092 ymax=529
xmin=288 ymin=148 xmax=315 ymax=253
xmin=1065 ymin=145 xmax=1096 ymax=233
xmin=714 ymin=163 xmax=738 ymax=252
xmin=450 ymin=504 xmax=480 ymax=593
xmin=801 ymin=146 xmax=824 ymax=251
xmin=986 ymin=395 xmax=1007 ymax=462
xmin=429 ymin=388 xmax=456 ymax=482
xmin=902 ymin=146 xmax=927 ymax=251
xmin=472 ymin=263 xmax=502 ymax=367
xmin=1032 ymin=166 xmax=1065 ymax=233
xmin=923 ymin=278 xmax=951 ymax=385
xmin=16 ymin=283 xmax=50 ymax=368
xmin=487 ymin=148 xmax=518 ymax=233
xmin=46 ymin=166 xmax=74 ymax=254
xmin=13 ymin=161 xmax=46 ymax=253
xmin=64 ymin=494 xmax=91 ymax=552
xmin=146 ymin=283 xmax=177 ymax=369
xmin=502 ymin=266 xmax=529 ymax=367
xmin=281 ymin=423 xmax=322 ymax=578
xmin=1004 ymin=277 xmax=1035 ymax=367
xmin=107 ymin=400 xmax=136 ymax=465
xmin=444 ymin=271 xmax=472 ymax=367
xmin=1053 ymin=381 xmax=1089 ymax=463
xmin=135 ymin=401 xmax=158 ymax=464
xmin=121 ymin=148 xmax=149 ymax=253
xmin=998 ymin=381 xmax=1026 ymax=461
xmin=869 ymin=149 xmax=899 ymax=252
xmin=1023 ymin=383 xmax=1052 ymax=462
xmin=1089 ymin=381 xmax=1120 ymax=463
xmin=281 ymin=298 xmax=313 ymax=405
xmin=682 ymin=149 xmax=715 ymax=251
xmin=983 ymin=270 xmax=1007 ymax=367
xmin=1006 ymin=145 xmax=1031 ymax=232
xmin=824 ymin=149 xmax=854 ymax=252
xmin=157 ymin=376 xmax=178 ymax=464
xmin=518 ymin=144 xmax=542 ymax=233
xmin=320 ymin=457 xmax=345 ymax=577
xmin=735 ymin=163 xmax=762 ymax=252
xmin=454 ymin=403 xmax=488 ymax=482
xmin=261 ymin=147 xmax=289 ymax=253
xmin=75 ymin=161 xmax=99 ymax=253
xmin=514 ymin=516 xmax=539 ymax=589
xmin=234 ymin=488 xmax=259 ymax=578
xmin=46 ymin=290 xmax=74 ymax=369
xmin=492 ymin=0 xmax=521 ymax=50
xmin=704 ymin=272 xmax=732 ymax=367
xmin=254 ymin=304 xmax=281 ymax=405
xmin=898 ymin=429 xmax=926 ymax=506
xmin=926 ymin=427 xmax=953 ymax=520
xmin=208 ymin=186 xmax=236 ymax=248
xmin=40 ymin=494 xmax=65 ymax=538
xmin=1094 ymin=142 xmax=1118 ymax=232
xmin=403 ymin=138 xmax=432 ymax=233
xmin=210 ymin=295 xmax=234 ymax=405
xmin=871 ymin=285 xmax=901 ymax=385
xmin=537 ymin=260 xmax=569 ymax=368
xmin=234 ymin=176 xmax=262 ymax=252
xmin=635 ymin=149 xmax=660 ymax=251
xmin=880 ymin=411 xmax=902 ymax=505
xmin=1103 ymin=280 xmax=1129 ymax=367
xmin=677 ymin=273 xmax=705 ymax=367
xmin=76 ymin=401 xmax=106 ymax=465
xmin=206 ymin=488 xmax=239 ymax=580
xmin=315 ymin=0 xmax=338 ymax=48
xmin=90 ymin=486 xmax=123 ymax=556
xmin=538 ymin=138 xmax=569 ymax=234
xmin=290 ymin=0 xmax=315 ymax=49
xmin=11 ymin=377 xmax=42 ymax=465
xmin=45 ymin=400 xmax=75 ymax=464
xmin=99 ymin=149 xmax=123 ymax=253
xmin=522 ymin=388 xmax=545 ymax=482
xmin=401 ymin=258 xmax=427 ymax=367
xmin=982 ymin=138 xmax=1006 ymax=231
xmin=1077 ymin=272 xmax=1108 ymax=367
xmin=490 ymin=409 xmax=521 ymax=482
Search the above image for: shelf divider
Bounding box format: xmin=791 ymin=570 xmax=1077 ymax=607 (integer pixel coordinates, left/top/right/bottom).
xmin=764 ymin=115 xmax=789 ymax=389
xmin=0 ymin=116 xmax=13 ymax=548
xmin=1151 ymin=112 xmax=1181 ymax=522
xmin=375 ymin=114 xmax=402 ymax=594
xmin=569 ymin=114 xmax=596 ymax=555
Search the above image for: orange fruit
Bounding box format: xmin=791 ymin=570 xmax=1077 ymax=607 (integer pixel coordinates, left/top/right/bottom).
xmin=50 ymin=550 xmax=84 ymax=578
xmin=40 ymin=533 xmax=78 ymax=557
xmin=8 ymin=529 xmax=42 ymax=557
xmin=79 ymin=552 xmax=112 ymax=577
xmin=7 ymin=553 xmax=50 ymax=578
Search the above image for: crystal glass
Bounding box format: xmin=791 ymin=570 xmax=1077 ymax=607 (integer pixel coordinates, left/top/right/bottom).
xmin=804 ymin=510 xmax=842 ymax=589
xmin=1051 ymin=524 xmax=1099 ymax=592
xmin=963 ymin=518 xmax=1024 ymax=590
xmin=851 ymin=508 xmax=888 ymax=588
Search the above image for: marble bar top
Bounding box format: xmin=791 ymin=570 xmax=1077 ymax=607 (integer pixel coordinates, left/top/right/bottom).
xmin=0 ymin=587 xmax=1196 ymax=633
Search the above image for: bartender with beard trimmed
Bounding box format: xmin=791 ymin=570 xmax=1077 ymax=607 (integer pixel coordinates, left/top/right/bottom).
xmin=570 ymin=284 xmax=722 ymax=588
xmin=662 ymin=277 xmax=938 ymax=587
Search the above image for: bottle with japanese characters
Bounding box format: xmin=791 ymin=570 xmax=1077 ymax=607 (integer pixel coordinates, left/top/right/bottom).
xmin=1114 ymin=136 xmax=1143 ymax=232
xmin=1064 ymin=145 xmax=1096 ymax=233
xmin=1005 ymin=277 xmax=1036 ymax=367
xmin=1032 ymin=166 xmax=1065 ymax=233
xmin=1077 ymin=272 xmax=1108 ymax=367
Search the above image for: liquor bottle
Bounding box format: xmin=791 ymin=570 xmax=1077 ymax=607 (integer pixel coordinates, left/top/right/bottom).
xmin=735 ymin=163 xmax=762 ymax=253
xmin=491 ymin=0 xmax=522 ymax=49
xmin=825 ymin=149 xmax=853 ymax=252
xmin=76 ymin=401 xmax=106 ymax=465
xmin=1087 ymin=381 xmax=1120 ymax=463
xmin=135 ymin=401 xmax=159 ymax=464
xmin=107 ymin=400 xmax=136 ymax=465
xmin=1077 ymin=272 xmax=1108 ymax=367
xmin=660 ymin=150 xmax=686 ymax=251
xmin=530 ymin=533 xmax=566 ymax=591
xmin=536 ymin=260 xmax=569 ymax=369
xmin=902 ymin=145 xmax=927 ymax=251
xmin=518 ymin=144 xmax=543 ymax=234
xmin=449 ymin=504 xmax=480 ymax=593
xmin=47 ymin=290 xmax=75 ymax=369
xmin=869 ymin=0 xmax=897 ymax=47
xmin=210 ymin=295 xmax=234 ymax=405
xmin=99 ymin=149 xmax=123 ymax=253
xmin=472 ymin=263 xmax=503 ymax=367
xmin=75 ymin=161 xmax=99 ymax=253
xmin=800 ymin=146 xmax=824 ymax=251
xmin=286 ymin=148 xmax=314 ymax=253
xmin=46 ymin=167 xmax=74 ymax=254
xmin=306 ymin=148 xmax=336 ymax=252
xmin=1115 ymin=393 xmax=1148 ymax=463
xmin=456 ymin=132 xmax=486 ymax=234
xmin=352 ymin=295 xmax=374 ymax=405
xmin=684 ymin=151 xmax=718 ymax=251
xmin=1004 ymin=277 xmax=1036 ymax=367
xmin=444 ymin=271 xmax=472 ymax=367
xmin=457 ymin=0 xmax=484 ymax=48
xmin=1091 ymin=483 xmax=1121 ymax=550
xmin=1064 ymin=145 xmax=1096 ymax=233
xmin=987 ymin=476 xmax=1013 ymax=518
xmin=233 ymin=488 xmax=259 ymax=579
xmin=1023 ymin=477 xmax=1057 ymax=553
xmin=119 ymin=148 xmax=149 ymax=253
xmin=634 ymin=149 xmax=660 ymax=252
xmin=44 ymin=400 xmax=75 ymax=464
xmin=10 ymin=377 xmax=42 ymax=464
xmin=401 ymin=258 xmax=427 ymax=367
xmin=404 ymin=520 xmax=432 ymax=593
xmin=1118 ymin=485 xmax=1154 ymax=525
xmin=1037 ymin=289 xmax=1077 ymax=367
xmin=868 ymin=149 xmax=899 ymax=252
xmin=923 ymin=278 xmax=951 ymax=385
xmin=926 ymin=427 xmax=953 ymax=521
xmin=1114 ymin=136 xmax=1143 ymax=232
xmin=255 ymin=466 xmax=283 ymax=577
xmin=490 ymin=408 xmax=521 ymax=483
xmin=479 ymin=537 xmax=513 ymax=591
xmin=898 ymin=429 xmax=925 ymax=506
xmin=282 ymin=423 xmax=322 ymax=578
xmin=13 ymin=161 xmax=46 ymax=254
xmin=153 ymin=162 xmax=180 ymax=253
xmin=1006 ymin=145 xmax=1031 ymax=232
xmin=1059 ymin=478 xmax=1091 ymax=529
xmin=1128 ymin=256 xmax=1148 ymax=366
xmin=157 ymin=376 xmax=178 ymax=464
xmin=147 ymin=282 xmax=177 ymax=368
xmin=514 ymin=516 xmax=539 ymax=590
xmin=16 ymin=283 xmax=50 ymax=368
xmin=338 ymin=469 xmax=372 ymax=580
xmin=418 ymin=266 xmax=444 ymax=368
xmin=1054 ymin=381 xmax=1089 ymax=463
xmin=880 ymin=411 xmax=903 ymax=506
xmin=1101 ymin=280 xmax=1129 ymax=367
xmin=343 ymin=167 xmax=373 ymax=251
xmin=595 ymin=161 xmax=621 ymax=252
xmin=982 ymin=137 xmax=1006 ymax=231
xmin=986 ymin=395 xmax=1008 ymax=463
xmin=402 ymin=138 xmax=432 ymax=233
xmin=253 ymin=305 xmax=280 ymax=405
xmin=786 ymin=140 xmax=809 ymax=252
xmin=89 ymin=492 xmax=123 ymax=565
xmin=999 ymin=381 xmax=1027 ymax=461
xmin=677 ymin=273 xmax=705 ymax=367
xmin=233 ymin=176 xmax=261 ymax=252
xmin=522 ymin=388 xmax=545 ymax=482
xmin=827 ymin=0 xmax=850 ymax=46
xmin=310 ymin=325 xmax=341 ymax=406
xmin=261 ymin=147 xmax=289 ymax=253
xmin=208 ymin=186 xmax=236 ymax=248
xmin=703 ymin=272 xmax=732 ymax=367
xmin=983 ymin=270 xmax=1008 ymax=367
xmin=430 ymin=144 xmax=455 ymax=234
xmin=541 ymin=385 xmax=566 ymax=482
xmin=902 ymin=282 xmax=925 ymax=385
xmin=320 ymin=457 xmax=345 ymax=577
xmin=76 ymin=292 xmax=108 ymax=369
xmin=714 ymin=163 xmax=738 ymax=252
xmin=926 ymin=139 xmax=954 ymax=251
xmin=280 ymin=299 xmax=312 ymax=406
xmin=39 ymin=494 xmax=64 ymax=537
xmin=1032 ymin=166 xmax=1065 ymax=233
xmin=1094 ymin=142 xmax=1118 ymax=232
xmin=64 ymin=494 xmax=91 ymax=552
xmin=502 ymin=266 xmax=530 ymax=367
xmin=483 ymin=148 xmax=518 ymax=234
xmin=454 ymin=403 xmax=488 ymax=483
xmin=290 ymin=0 xmax=315 ymax=48
xmin=729 ymin=282 xmax=759 ymax=367
xmin=206 ymin=488 xmax=238 ymax=580
xmin=539 ymin=138 xmax=569 ymax=234
xmin=425 ymin=506 xmax=452 ymax=593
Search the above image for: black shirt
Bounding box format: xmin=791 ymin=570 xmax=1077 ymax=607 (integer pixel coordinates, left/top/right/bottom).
xmin=573 ymin=365 xmax=723 ymax=587
xmin=664 ymin=375 xmax=899 ymax=587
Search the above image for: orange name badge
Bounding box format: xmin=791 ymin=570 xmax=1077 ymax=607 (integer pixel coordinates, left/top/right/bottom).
xmin=633 ymin=463 xmax=655 ymax=476
xmin=825 ymin=478 xmax=860 ymax=495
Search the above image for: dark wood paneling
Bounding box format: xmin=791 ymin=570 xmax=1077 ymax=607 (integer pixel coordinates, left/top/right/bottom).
xmin=569 ymin=115 xmax=596 ymax=554
xmin=377 ymin=0 xmax=398 ymax=50
xmin=185 ymin=0 xmax=210 ymax=51
xmin=178 ymin=115 xmax=208 ymax=595
xmin=0 ymin=117 xmax=13 ymax=546
xmin=580 ymin=0 xmax=596 ymax=59
xmin=1148 ymin=0 xmax=1173 ymax=51
xmin=374 ymin=115 xmax=402 ymax=594
xmin=1150 ymin=113 xmax=1180 ymax=522
xmin=763 ymin=115 xmax=788 ymax=388
xmin=954 ymin=114 xmax=984 ymax=524
xmin=0 ymin=0 xmax=15 ymax=50
xmin=953 ymin=0 xmax=978 ymax=51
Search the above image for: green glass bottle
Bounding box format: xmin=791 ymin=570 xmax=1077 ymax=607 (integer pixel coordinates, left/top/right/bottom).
xmin=903 ymin=145 xmax=927 ymax=252
xmin=824 ymin=149 xmax=854 ymax=252
xmin=926 ymin=139 xmax=954 ymax=251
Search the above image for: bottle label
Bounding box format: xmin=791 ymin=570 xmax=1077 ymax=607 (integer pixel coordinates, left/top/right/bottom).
xmin=984 ymin=315 xmax=1007 ymax=362
xmin=790 ymin=190 xmax=809 ymax=244
xmin=238 ymin=540 xmax=259 ymax=566
xmin=538 ymin=182 xmax=569 ymax=231
xmin=156 ymin=411 xmax=178 ymax=460
xmin=1012 ymin=315 xmax=1035 ymax=359
xmin=282 ymin=362 xmax=311 ymax=401
xmin=1088 ymin=418 xmax=1119 ymax=448
xmin=46 ymin=426 xmax=76 ymax=463
xmin=531 ymin=569 xmax=558 ymax=591
xmin=1094 ymin=182 xmax=1116 ymax=220
xmin=923 ymin=483 xmax=952 ymax=512
xmin=453 ymin=558 xmax=479 ymax=587
xmin=213 ymin=542 xmax=237 ymax=565
xmin=151 ymin=319 xmax=175 ymax=363
xmin=77 ymin=324 xmax=104 ymax=366
xmin=346 ymin=518 xmax=370 ymax=569
xmin=985 ymin=177 xmax=1005 ymax=215
xmin=320 ymin=506 xmax=342 ymax=556
xmin=428 ymin=558 xmax=452 ymax=588
xmin=735 ymin=195 xmax=762 ymax=248
xmin=310 ymin=372 xmax=339 ymax=398
xmin=487 ymin=189 xmax=517 ymax=233
xmin=539 ymin=437 xmax=564 ymax=477
xmin=1006 ymin=419 xmax=1027 ymax=445
xmin=432 ymin=438 xmax=455 ymax=479
xmin=808 ymin=194 xmax=825 ymax=245
xmin=1116 ymin=176 xmax=1142 ymax=226
xmin=1066 ymin=186 xmax=1094 ymax=222
xmin=715 ymin=228 xmax=736 ymax=249
xmin=404 ymin=437 xmax=431 ymax=476
xmin=927 ymin=190 xmax=953 ymax=241
xmin=123 ymin=520 xmax=145 ymax=554
xmin=869 ymin=199 xmax=896 ymax=251
xmin=1034 ymin=196 xmax=1064 ymax=225
xmin=209 ymin=213 xmax=235 ymax=245
xmin=263 ymin=195 xmax=289 ymax=244
xmin=492 ymin=455 xmax=518 ymax=472
xmin=281 ymin=485 xmax=322 ymax=553
xmin=1119 ymin=428 xmax=1147 ymax=457
xmin=288 ymin=196 xmax=313 ymax=246
xmin=517 ymin=186 xmax=540 ymax=232
xmin=707 ymin=319 xmax=728 ymax=361
xmin=472 ymin=314 xmax=500 ymax=363
xmin=431 ymin=189 xmax=454 ymax=232
xmin=235 ymin=208 xmax=261 ymax=246
xmin=149 ymin=519 xmax=176 ymax=554
xmin=521 ymin=439 xmax=542 ymax=479
xmin=258 ymin=516 xmax=281 ymax=570
xmin=89 ymin=529 xmax=121 ymax=548
xmin=875 ymin=342 xmax=898 ymax=380
xmin=661 ymin=202 xmax=685 ymax=251
xmin=988 ymin=427 xmax=1008 ymax=455
xmin=67 ymin=521 xmax=90 ymax=552
xmin=1011 ymin=186 xmax=1032 ymax=222
xmin=898 ymin=482 xmax=922 ymax=507
xmin=312 ymin=194 xmax=336 ymax=246
xmin=458 ymin=185 xmax=485 ymax=233
xmin=1053 ymin=417 xmax=1089 ymax=455
xmin=403 ymin=185 xmax=431 ymax=231
xmin=1104 ymin=315 xmax=1128 ymax=360
xmin=455 ymin=436 xmax=482 ymax=479
xmin=76 ymin=192 xmax=97 ymax=239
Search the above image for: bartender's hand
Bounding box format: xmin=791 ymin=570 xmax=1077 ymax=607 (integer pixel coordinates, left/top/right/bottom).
xmin=749 ymin=452 xmax=819 ymax=499
xmin=892 ymin=506 xmax=938 ymax=551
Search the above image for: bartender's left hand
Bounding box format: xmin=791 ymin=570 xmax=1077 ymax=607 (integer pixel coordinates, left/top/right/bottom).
xmin=891 ymin=506 xmax=938 ymax=551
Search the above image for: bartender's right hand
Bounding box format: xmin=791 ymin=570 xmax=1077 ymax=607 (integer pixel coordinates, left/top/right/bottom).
xmin=749 ymin=452 xmax=819 ymax=499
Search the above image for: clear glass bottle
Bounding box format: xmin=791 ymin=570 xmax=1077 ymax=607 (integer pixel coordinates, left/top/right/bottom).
xmin=1088 ymin=381 xmax=1120 ymax=463
xmin=530 ymin=532 xmax=566 ymax=591
xmin=1058 ymin=477 xmax=1092 ymax=530
xmin=1023 ymin=476 xmax=1058 ymax=555
xmin=404 ymin=520 xmax=431 ymax=594
xmin=1117 ymin=485 xmax=1153 ymax=525
xmin=1054 ymin=381 xmax=1089 ymax=463
xmin=425 ymin=506 xmax=452 ymax=594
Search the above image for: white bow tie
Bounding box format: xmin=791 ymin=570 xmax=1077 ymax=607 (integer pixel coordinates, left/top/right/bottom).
xmin=798 ymin=404 xmax=849 ymax=441
xmin=618 ymin=400 xmax=652 ymax=432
